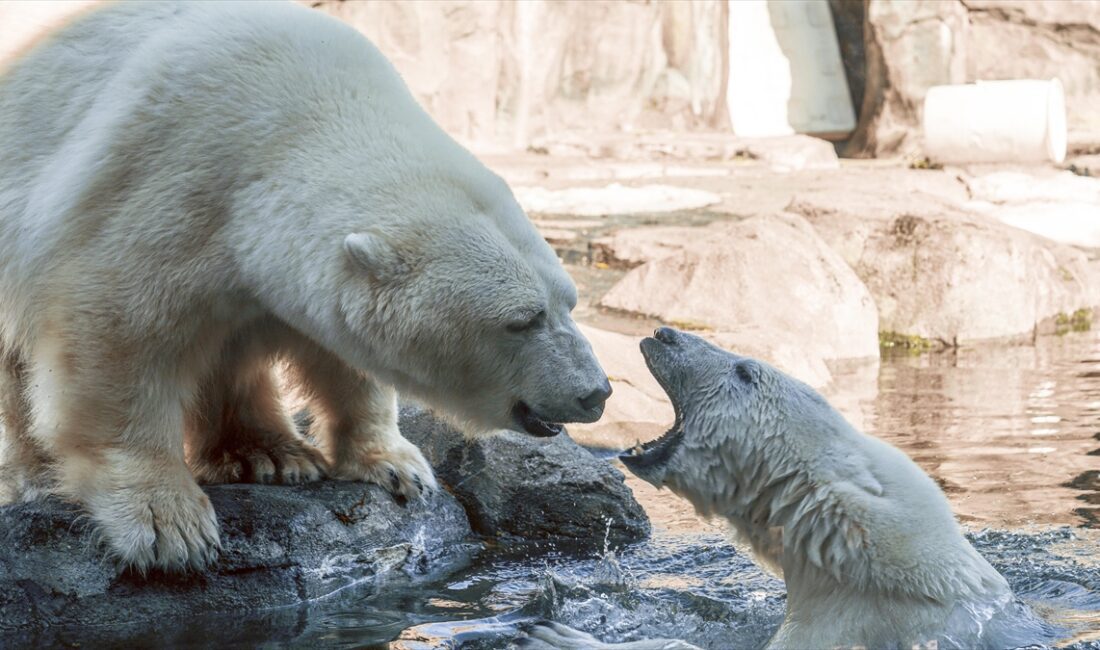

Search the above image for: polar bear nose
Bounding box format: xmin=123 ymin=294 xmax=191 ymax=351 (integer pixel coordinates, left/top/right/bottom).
xmin=654 ymin=327 xmax=679 ymax=344
xmin=579 ymin=380 xmax=613 ymax=411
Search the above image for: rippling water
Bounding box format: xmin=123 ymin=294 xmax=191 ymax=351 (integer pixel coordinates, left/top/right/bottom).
xmin=196 ymin=330 xmax=1100 ymax=648
xmin=853 ymin=338 xmax=1100 ymax=530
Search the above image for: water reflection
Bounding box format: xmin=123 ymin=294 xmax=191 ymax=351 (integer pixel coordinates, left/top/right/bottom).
xmin=824 ymin=331 xmax=1100 ymax=528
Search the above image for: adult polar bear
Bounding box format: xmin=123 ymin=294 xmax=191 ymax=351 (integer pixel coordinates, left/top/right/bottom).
xmin=522 ymin=328 xmax=1019 ymax=649
xmin=0 ymin=1 xmax=611 ymax=572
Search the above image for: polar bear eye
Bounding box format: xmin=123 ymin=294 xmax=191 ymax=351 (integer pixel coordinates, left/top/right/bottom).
xmin=506 ymin=310 xmax=545 ymax=333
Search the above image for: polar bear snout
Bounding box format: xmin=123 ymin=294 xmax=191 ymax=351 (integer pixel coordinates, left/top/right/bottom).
xmin=511 ymin=320 xmax=612 ymax=431
xmin=577 ymin=379 xmax=613 ymax=413
xmin=512 ymin=376 xmax=611 ymax=437
xmin=558 ymin=354 xmax=612 ymax=424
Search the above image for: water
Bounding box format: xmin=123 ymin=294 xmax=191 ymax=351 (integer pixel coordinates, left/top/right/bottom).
xmin=204 ymin=331 xmax=1100 ymax=648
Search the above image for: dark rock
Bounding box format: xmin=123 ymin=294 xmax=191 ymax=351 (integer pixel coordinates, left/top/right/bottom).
xmin=400 ymin=406 xmax=651 ymax=550
xmin=0 ymin=482 xmax=471 ymax=636
xmin=0 ymin=407 xmax=650 ymax=637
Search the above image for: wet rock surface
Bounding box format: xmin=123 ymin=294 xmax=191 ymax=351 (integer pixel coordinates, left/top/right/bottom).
xmin=0 ymin=410 xmax=648 ymax=636
xmin=0 ymin=481 xmax=471 ymax=637
xmin=400 ymin=406 xmax=651 ymax=549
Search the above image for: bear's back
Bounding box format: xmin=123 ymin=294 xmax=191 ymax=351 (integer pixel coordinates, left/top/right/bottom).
xmin=0 ymin=1 xmax=418 ymax=185
xmin=0 ymin=1 xmax=446 ymax=345
xmin=0 ymin=1 xmax=439 ymax=263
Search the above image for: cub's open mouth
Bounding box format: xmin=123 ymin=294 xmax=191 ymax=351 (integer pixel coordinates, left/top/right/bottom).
xmin=620 ymin=333 xmax=685 ymax=470
xmin=512 ymin=401 xmax=564 ymax=437
xmin=619 ymin=418 xmax=683 ymax=470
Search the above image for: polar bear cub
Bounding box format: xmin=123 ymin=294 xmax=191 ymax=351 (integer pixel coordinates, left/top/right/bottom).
xmin=0 ymin=1 xmax=609 ymax=572
xmin=523 ymin=328 xmax=1015 ymax=649
xmin=620 ymin=328 xmax=1013 ymax=648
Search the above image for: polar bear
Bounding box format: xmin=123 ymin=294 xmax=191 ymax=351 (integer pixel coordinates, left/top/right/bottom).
xmin=0 ymin=1 xmax=610 ymax=573
xmin=520 ymin=328 xmax=1016 ymax=649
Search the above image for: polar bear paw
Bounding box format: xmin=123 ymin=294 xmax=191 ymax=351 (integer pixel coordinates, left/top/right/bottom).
xmin=192 ymin=435 xmax=327 ymax=485
xmin=328 ymin=435 xmax=438 ymax=502
xmin=89 ymin=476 xmax=221 ymax=573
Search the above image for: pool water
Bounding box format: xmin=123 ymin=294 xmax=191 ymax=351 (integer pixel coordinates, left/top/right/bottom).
xmin=199 ymin=330 xmax=1100 ymax=648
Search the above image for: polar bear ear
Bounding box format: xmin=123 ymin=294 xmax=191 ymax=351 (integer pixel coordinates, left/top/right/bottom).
xmin=735 ymin=360 xmax=761 ymax=385
xmin=344 ymin=232 xmax=406 ymax=280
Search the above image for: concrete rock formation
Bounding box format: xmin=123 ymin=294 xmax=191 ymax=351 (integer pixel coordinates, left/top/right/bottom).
xmin=848 ymin=0 xmax=1100 ymax=157
xmin=309 ymin=0 xmax=729 ymax=151
xmin=5 ymin=2 xmax=1097 ymax=158
xmin=789 ymin=183 xmax=1099 ymax=345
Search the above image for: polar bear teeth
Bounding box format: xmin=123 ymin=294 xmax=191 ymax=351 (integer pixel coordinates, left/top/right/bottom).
xmin=512 ymin=401 xmax=564 ymax=437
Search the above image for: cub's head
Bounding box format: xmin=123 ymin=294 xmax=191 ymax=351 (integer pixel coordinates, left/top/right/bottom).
xmin=336 ymin=193 xmax=610 ymax=438
xmin=620 ymin=327 xmax=831 ymax=511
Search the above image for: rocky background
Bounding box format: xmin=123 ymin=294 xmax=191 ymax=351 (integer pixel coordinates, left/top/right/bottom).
xmin=307 ymin=0 xmax=1100 ymax=157
xmin=3 ymin=1 xmax=1097 ymax=156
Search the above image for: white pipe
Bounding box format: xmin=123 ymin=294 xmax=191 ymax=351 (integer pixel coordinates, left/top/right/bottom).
xmin=922 ymin=79 xmax=1066 ymax=164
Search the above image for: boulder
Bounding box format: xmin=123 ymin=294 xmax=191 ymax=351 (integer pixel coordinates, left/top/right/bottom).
xmin=400 ymin=406 xmax=650 ymax=549
xmin=0 ymin=482 xmax=471 ymax=637
xmin=592 ymin=224 xmax=719 ymax=269
xmin=0 ymin=409 xmax=649 ymax=635
xmin=598 ymin=212 xmax=881 ymax=364
xmin=738 ymin=135 xmax=840 ymax=172
xmin=788 ymin=188 xmax=1100 ymax=344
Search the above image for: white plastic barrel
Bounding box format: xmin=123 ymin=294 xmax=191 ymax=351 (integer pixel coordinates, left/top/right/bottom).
xmin=922 ymin=79 xmax=1066 ymax=164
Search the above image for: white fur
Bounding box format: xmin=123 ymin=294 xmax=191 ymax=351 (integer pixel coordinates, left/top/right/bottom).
xmin=0 ymin=1 xmax=605 ymax=572
xmin=625 ymin=333 xmax=1014 ymax=649
xmin=523 ymin=334 xmax=1015 ymax=649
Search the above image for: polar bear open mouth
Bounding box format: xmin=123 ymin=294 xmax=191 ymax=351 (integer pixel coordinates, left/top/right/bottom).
xmin=619 ymin=334 xmax=685 ymax=469
xmin=512 ymin=401 xmax=565 ymax=437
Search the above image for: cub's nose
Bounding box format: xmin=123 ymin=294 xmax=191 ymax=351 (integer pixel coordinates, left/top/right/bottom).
xmin=579 ymin=379 xmax=613 ymax=411
xmin=653 ymin=327 xmax=679 ymax=344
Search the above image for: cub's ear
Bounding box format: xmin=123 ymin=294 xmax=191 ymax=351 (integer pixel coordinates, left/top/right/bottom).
xmin=735 ymin=359 xmax=761 ymax=385
xmin=344 ymin=232 xmax=407 ymax=280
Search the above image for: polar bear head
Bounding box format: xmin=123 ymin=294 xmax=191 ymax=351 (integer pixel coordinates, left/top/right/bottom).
xmin=619 ymin=326 xmax=839 ymax=508
xmin=334 ymin=178 xmax=611 ymax=437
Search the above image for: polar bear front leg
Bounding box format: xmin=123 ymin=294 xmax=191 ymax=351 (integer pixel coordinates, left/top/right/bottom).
xmin=288 ymin=347 xmax=436 ymax=500
xmin=0 ymin=348 xmax=51 ymax=503
xmin=30 ymin=338 xmax=220 ymax=572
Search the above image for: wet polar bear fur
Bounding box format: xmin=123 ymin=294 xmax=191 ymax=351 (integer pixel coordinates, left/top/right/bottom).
xmin=521 ymin=328 xmax=1015 ymax=650
xmin=0 ymin=1 xmax=609 ymax=573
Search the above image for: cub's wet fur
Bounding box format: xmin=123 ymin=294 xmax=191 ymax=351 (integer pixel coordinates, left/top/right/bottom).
xmin=521 ymin=328 xmax=1022 ymax=650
